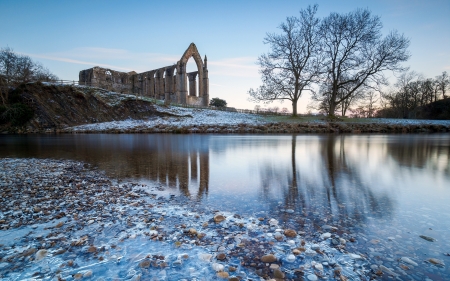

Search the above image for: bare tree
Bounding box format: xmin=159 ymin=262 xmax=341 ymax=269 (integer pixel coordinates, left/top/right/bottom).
xmin=248 ymin=5 xmax=322 ymax=116
xmin=316 ymin=9 xmax=410 ymax=118
xmin=435 ymin=71 xmax=449 ymax=99
xmin=0 ymin=47 xmax=58 ymax=106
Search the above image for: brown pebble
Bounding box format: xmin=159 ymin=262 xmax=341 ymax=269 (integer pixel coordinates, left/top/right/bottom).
xmin=217 ymin=271 xmax=229 ymax=279
xmin=261 ymin=254 xmax=277 ymax=263
xmin=217 ymin=253 xmax=226 ymax=260
xmin=284 ymin=229 xmax=297 ymax=237
xmin=214 ymin=214 xmax=226 ymax=223
xmin=139 ymin=260 xmax=151 ymax=268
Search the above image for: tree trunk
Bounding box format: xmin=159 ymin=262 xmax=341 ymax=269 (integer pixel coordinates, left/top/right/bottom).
xmin=292 ymin=100 xmax=298 ymax=116
xmin=329 ymin=101 xmax=336 ymax=117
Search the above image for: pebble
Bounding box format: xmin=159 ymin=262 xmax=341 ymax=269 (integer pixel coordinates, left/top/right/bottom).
xmin=212 ymin=263 xmax=225 ymax=272
xmin=214 ymin=214 xmax=226 ymax=223
xmin=400 ymin=257 xmax=418 ymax=266
xmin=35 ymin=249 xmax=48 ymax=261
xmin=261 ymin=254 xmax=277 ymax=263
xmin=216 ymin=271 xmax=229 ymax=278
xmin=284 ymin=229 xmax=297 ymax=237
xmin=428 ymin=258 xmax=445 ymax=266
xmin=286 ymin=254 xmax=296 ymax=262
xmin=307 ymin=273 xmax=318 ymax=281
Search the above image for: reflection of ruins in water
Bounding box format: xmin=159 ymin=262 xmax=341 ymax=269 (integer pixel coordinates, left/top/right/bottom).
xmin=0 ymin=134 xmax=210 ymax=200
xmin=146 ymin=147 xmax=209 ymax=199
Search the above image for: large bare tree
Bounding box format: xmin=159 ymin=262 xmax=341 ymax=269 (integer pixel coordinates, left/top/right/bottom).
xmin=314 ymin=9 xmax=410 ymax=117
xmin=248 ymin=5 xmax=321 ymax=116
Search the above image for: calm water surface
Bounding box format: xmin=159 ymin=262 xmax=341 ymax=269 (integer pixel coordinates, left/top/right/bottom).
xmin=1 ymin=134 xmax=449 ymax=279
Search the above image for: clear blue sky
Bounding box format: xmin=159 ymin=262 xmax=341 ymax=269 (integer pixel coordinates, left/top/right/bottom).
xmin=1 ymin=0 xmax=449 ymax=112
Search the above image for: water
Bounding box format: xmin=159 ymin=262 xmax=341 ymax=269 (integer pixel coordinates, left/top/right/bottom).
xmin=1 ymin=134 xmax=449 ymax=280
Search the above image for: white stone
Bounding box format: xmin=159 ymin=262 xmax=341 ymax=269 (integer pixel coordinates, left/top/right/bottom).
xmin=400 ymin=257 xmax=418 ymax=266
xmin=307 ymin=274 xmax=318 ymax=281
xmin=35 ymin=249 xmax=48 ymax=261
xmin=286 ymin=254 xmax=296 ymax=262
xmin=320 ymin=232 xmax=331 ymax=239
xmin=212 ymin=263 xmax=224 ymax=272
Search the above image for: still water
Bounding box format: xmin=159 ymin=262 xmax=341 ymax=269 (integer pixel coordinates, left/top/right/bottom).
xmin=1 ymin=134 xmax=450 ymax=279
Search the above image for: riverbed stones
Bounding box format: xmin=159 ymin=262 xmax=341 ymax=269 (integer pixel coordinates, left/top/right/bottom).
xmin=217 ymin=271 xmax=229 ymax=278
xmin=428 ymin=258 xmax=445 ymax=266
xmin=284 ymin=229 xmax=297 ymax=237
xmin=35 ymin=249 xmax=48 ymax=261
xmin=419 ymin=235 xmax=436 ymax=242
xmin=217 ymin=253 xmax=226 ymax=260
xmin=214 ymin=214 xmax=226 ymax=223
xmin=261 ymin=254 xmax=277 ymax=263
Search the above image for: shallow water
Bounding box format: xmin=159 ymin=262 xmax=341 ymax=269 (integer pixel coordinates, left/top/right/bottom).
xmin=1 ymin=133 xmax=450 ymax=280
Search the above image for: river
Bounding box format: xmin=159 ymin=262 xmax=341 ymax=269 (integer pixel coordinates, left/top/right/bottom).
xmin=1 ymin=134 xmax=449 ymax=280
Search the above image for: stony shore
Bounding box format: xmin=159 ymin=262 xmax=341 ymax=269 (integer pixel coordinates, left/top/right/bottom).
xmin=0 ymin=158 xmax=373 ymax=280
xmin=59 ymin=121 xmax=450 ymax=134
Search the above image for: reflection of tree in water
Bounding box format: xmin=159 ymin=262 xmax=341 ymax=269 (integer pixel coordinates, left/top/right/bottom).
xmin=387 ymin=135 xmax=450 ymax=174
xmin=259 ymin=135 xmax=395 ymax=230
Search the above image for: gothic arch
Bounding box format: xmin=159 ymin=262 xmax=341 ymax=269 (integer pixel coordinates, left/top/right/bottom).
xmin=176 ymin=43 xmax=209 ymax=105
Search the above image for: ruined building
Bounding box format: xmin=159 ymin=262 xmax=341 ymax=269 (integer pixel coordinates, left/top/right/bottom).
xmin=79 ymin=43 xmax=209 ymax=106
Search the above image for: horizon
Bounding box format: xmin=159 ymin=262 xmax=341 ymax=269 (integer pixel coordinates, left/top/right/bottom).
xmin=1 ymin=0 xmax=449 ymax=112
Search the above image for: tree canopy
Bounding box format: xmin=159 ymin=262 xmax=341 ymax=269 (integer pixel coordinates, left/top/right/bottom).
xmin=249 ymin=6 xmax=410 ymax=117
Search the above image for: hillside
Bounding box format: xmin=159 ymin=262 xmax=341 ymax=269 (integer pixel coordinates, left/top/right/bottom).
xmin=0 ymin=83 xmax=172 ymax=132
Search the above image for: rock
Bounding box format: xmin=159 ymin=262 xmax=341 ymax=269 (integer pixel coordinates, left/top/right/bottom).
xmin=189 ymin=228 xmax=197 ymax=235
xmin=320 ymin=232 xmax=331 ymax=240
xmin=199 ymin=253 xmax=212 ymax=262
xmin=349 ymin=253 xmax=363 ymax=260
xmin=292 ymin=249 xmax=301 ymax=255
xmin=314 ymin=263 xmax=324 ymax=271
xmin=35 ymin=249 xmax=48 ymax=261
xmin=212 ymin=263 xmax=225 ymax=272
xmin=269 ymin=218 xmax=279 ymax=226
xmin=87 ymin=246 xmax=97 ymax=253
xmin=284 ymin=229 xmax=297 ymax=237
xmin=83 ymin=270 xmax=93 ymax=277
xmin=428 ymin=258 xmax=445 ymax=266
xmin=307 ymin=274 xmax=318 ymax=281
xmin=286 ymin=254 xmax=296 ymax=262
xmin=273 ymin=269 xmax=285 ymax=279
xmin=261 ymin=254 xmax=277 ymax=263
xmin=139 ymin=260 xmax=151 ymax=268
xmin=217 ymin=253 xmax=226 ymax=260
xmin=74 ymin=273 xmax=83 ymax=280
xmin=400 ymin=257 xmax=418 ymax=266
xmin=217 ymin=271 xmax=229 ymax=278
xmin=419 ymin=235 xmax=436 ymax=242
xmin=269 ymin=264 xmax=279 ymax=270
xmin=214 ymin=214 xmax=226 ymax=223
xmin=229 ymin=266 xmax=236 ymax=272
xmin=228 ymin=277 xmax=239 ymax=281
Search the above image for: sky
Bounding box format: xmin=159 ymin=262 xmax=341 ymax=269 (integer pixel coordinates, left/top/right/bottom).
xmin=1 ymin=0 xmax=449 ymax=113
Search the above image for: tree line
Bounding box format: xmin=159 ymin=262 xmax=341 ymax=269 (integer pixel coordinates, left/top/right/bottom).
xmin=379 ymin=71 xmax=449 ymax=119
xmin=0 ymin=47 xmax=58 ymax=105
xmin=0 ymin=47 xmax=58 ymax=127
xmin=248 ymin=5 xmax=411 ymax=118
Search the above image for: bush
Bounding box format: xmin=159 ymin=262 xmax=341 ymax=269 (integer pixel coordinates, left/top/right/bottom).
xmin=210 ymin=97 xmax=227 ymax=107
xmin=0 ymin=103 xmax=34 ymax=126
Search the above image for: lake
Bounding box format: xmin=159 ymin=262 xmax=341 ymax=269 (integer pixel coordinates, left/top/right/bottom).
xmin=1 ymin=134 xmax=449 ymax=280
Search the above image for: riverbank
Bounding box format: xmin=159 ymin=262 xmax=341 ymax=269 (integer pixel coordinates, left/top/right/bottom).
xmin=0 ymin=157 xmax=369 ymax=280
xmin=2 ymin=83 xmax=450 ymax=134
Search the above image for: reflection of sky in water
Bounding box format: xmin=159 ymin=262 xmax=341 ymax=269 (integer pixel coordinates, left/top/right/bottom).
xmin=1 ymin=134 xmax=450 ymax=276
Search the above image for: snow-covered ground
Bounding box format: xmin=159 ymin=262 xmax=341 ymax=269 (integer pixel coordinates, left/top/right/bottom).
xmin=64 ymin=105 xmax=268 ymax=132
xmin=63 ymin=103 xmax=450 ymax=133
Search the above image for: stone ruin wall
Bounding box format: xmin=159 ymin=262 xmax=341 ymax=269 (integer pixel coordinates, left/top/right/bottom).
xmin=78 ymin=43 xmax=209 ymax=106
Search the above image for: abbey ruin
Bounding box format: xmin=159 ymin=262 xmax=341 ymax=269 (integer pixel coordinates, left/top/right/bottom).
xmin=79 ymin=43 xmax=209 ymax=106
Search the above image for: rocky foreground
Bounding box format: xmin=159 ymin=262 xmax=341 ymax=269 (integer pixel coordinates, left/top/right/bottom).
xmin=0 ymin=158 xmax=375 ymax=280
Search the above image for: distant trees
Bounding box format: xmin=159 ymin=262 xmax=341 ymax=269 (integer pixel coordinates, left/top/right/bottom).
xmin=0 ymin=47 xmax=58 ymax=89
xmin=248 ymin=5 xmax=322 ymax=116
xmin=379 ymin=71 xmax=450 ymax=119
xmin=249 ymin=6 xmax=410 ymax=117
xmin=210 ymin=97 xmax=227 ymax=108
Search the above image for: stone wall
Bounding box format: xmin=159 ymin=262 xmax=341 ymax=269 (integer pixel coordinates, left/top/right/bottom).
xmin=79 ymin=67 xmax=134 ymax=94
xmin=78 ymin=43 xmax=210 ymax=106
